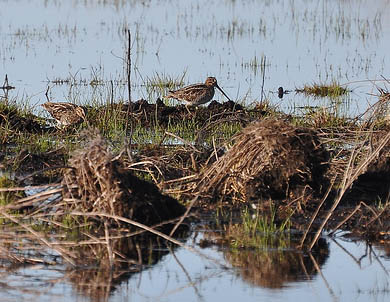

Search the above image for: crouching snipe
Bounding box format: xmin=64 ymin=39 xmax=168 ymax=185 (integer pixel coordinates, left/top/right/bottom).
xmin=42 ymin=102 xmax=86 ymax=128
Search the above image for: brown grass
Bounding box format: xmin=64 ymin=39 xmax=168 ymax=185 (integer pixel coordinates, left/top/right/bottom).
xmin=195 ymin=118 xmax=329 ymax=203
xmin=60 ymin=129 xmax=186 ymax=227
xmin=0 ymin=129 xmax=194 ymax=283
xmin=62 ymin=129 xmax=126 ymax=217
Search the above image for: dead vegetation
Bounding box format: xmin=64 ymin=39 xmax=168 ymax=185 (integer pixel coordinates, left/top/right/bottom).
xmin=195 ymin=119 xmax=329 ymax=203
xmin=62 ymin=131 xmax=128 ymax=219
xmin=0 ymin=103 xmax=43 ymax=135
xmin=0 ymin=130 xmax=189 ymax=276
xmin=60 ymin=129 xmax=186 ymax=227
xmin=378 ymin=87 xmax=390 ymax=102
xmin=2 ymin=90 xmax=390 ymax=271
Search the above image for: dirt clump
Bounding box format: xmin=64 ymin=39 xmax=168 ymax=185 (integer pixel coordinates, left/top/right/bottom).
xmin=343 ymin=130 xmax=390 ymax=204
xmin=61 ymin=130 xmax=185 ymax=227
xmin=0 ymin=105 xmax=42 ymax=133
xmin=104 ymin=99 xmax=246 ymax=128
xmin=196 ymin=119 xmax=330 ymax=203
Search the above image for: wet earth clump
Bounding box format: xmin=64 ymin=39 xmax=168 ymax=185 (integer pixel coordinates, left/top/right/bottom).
xmin=102 ymin=99 xmax=247 ymax=128
xmin=61 ymin=130 xmax=185 ymax=227
xmin=344 ymin=130 xmax=390 ymax=204
xmin=0 ymin=104 xmax=43 ymax=133
xmin=196 ymin=118 xmax=330 ymax=203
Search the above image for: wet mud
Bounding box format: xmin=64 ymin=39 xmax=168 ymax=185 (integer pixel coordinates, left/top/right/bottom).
xmin=0 ymin=105 xmax=42 ymax=134
xmin=120 ymin=98 xmax=247 ymax=127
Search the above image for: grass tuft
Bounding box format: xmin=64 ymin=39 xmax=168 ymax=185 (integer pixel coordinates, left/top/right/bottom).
xmin=228 ymin=206 xmax=291 ymax=249
xmin=296 ymin=81 xmax=349 ymax=98
xmin=145 ymin=72 xmax=186 ymax=102
xmin=0 ymin=176 xmax=24 ymax=205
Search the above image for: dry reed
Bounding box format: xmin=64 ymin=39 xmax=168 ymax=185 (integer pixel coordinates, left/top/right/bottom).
xmin=196 ymin=118 xmax=329 ymax=203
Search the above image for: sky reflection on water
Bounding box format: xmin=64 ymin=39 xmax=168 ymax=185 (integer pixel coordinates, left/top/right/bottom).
xmin=1 ymin=0 xmax=390 ymax=116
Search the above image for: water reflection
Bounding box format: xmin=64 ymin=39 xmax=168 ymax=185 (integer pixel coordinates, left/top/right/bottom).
xmin=66 ymin=231 xmax=188 ymax=302
xmin=1 ymin=0 xmax=389 ymax=115
xmin=225 ymin=244 xmax=329 ymax=289
xmin=201 ymin=224 xmax=330 ymax=290
xmin=0 ymin=230 xmax=390 ymax=301
xmin=66 ymin=237 xmax=167 ymax=301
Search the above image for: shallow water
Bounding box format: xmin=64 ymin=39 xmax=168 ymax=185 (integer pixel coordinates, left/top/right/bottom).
xmin=1 ymin=230 xmax=389 ymax=302
xmin=1 ymin=0 xmax=390 ymax=116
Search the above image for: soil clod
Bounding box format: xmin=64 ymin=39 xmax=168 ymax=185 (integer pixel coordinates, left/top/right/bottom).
xmin=196 ymin=119 xmax=330 ymax=203
xmin=61 ymin=129 xmax=185 ymax=227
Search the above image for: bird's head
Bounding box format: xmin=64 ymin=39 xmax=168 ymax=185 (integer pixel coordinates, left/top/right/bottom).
xmin=205 ymin=77 xmax=218 ymax=87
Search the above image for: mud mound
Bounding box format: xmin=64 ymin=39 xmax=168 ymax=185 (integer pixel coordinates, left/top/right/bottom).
xmin=0 ymin=105 xmax=42 ymax=133
xmin=197 ymin=119 xmax=329 ymax=202
xmin=9 ymin=148 xmax=65 ymax=184
xmin=344 ymin=130 xmax=390 ymax=203
xmin=106 ymin=99 xmax=246 ymax=128
xmin=62 ymin=130 xmax=185 ymax=226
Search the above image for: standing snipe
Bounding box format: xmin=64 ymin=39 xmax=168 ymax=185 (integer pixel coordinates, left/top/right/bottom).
xmin=165 ymin=77 xmax=231 ymax=112
xmin=42 ymin=102 xmax=86 ymax=128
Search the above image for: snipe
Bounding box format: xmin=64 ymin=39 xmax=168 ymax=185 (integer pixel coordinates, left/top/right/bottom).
xmin=42 ymin=102 xmax=86 ymax=128
xmin=165 ymin=77 xmax=231 ymax=112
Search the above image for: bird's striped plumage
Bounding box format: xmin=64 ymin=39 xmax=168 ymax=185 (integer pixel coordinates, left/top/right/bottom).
xmin=165 ymin=77 xmax=231 ymax=107
xmin=42 ymin=102 xmax=86 ymax=128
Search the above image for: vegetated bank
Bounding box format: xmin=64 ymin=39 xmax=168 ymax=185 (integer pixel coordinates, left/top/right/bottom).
xmin=1 ymin=93 xmax=390 ymax=273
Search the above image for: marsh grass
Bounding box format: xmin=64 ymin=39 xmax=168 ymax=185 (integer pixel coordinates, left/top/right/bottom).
xmin=86 ymin=103 xmax=127 ymax=138
xmin=241 ymin=54 xmax=266 ymax=75
xmin=0 ymin=98 xmax=37 ymax=123
xmin=295 ymin=106 xmax=353 ymax=128
xmin=145 ymin=72 xmax=186 ymax=103
xmin=296 ymin=82 xmax=349 ymax=98
xmin=204 ymin=121 xmax=242 ymax=144
xmin=228 ymin=206 xmax=291 ymax=249
xmin=18 ymin=133 xmax=58 ymax=152
xmin=166 ymin=117 xmax=199 ymax=141
xmin=0 ymin=176 xmax=24 ymax=205
xmin=0 ymin=99 xmax=45 ymax=144
xmin=128 ymin=110 xmax=242 ymax=147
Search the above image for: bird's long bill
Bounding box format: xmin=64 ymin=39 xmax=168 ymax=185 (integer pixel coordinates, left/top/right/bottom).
xmin=216 ymin=84 xmax=232 ymax=102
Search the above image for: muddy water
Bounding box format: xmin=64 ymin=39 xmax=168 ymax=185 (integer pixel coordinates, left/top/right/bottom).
xmin=1 ymin=0 xmax=390 ymax=116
